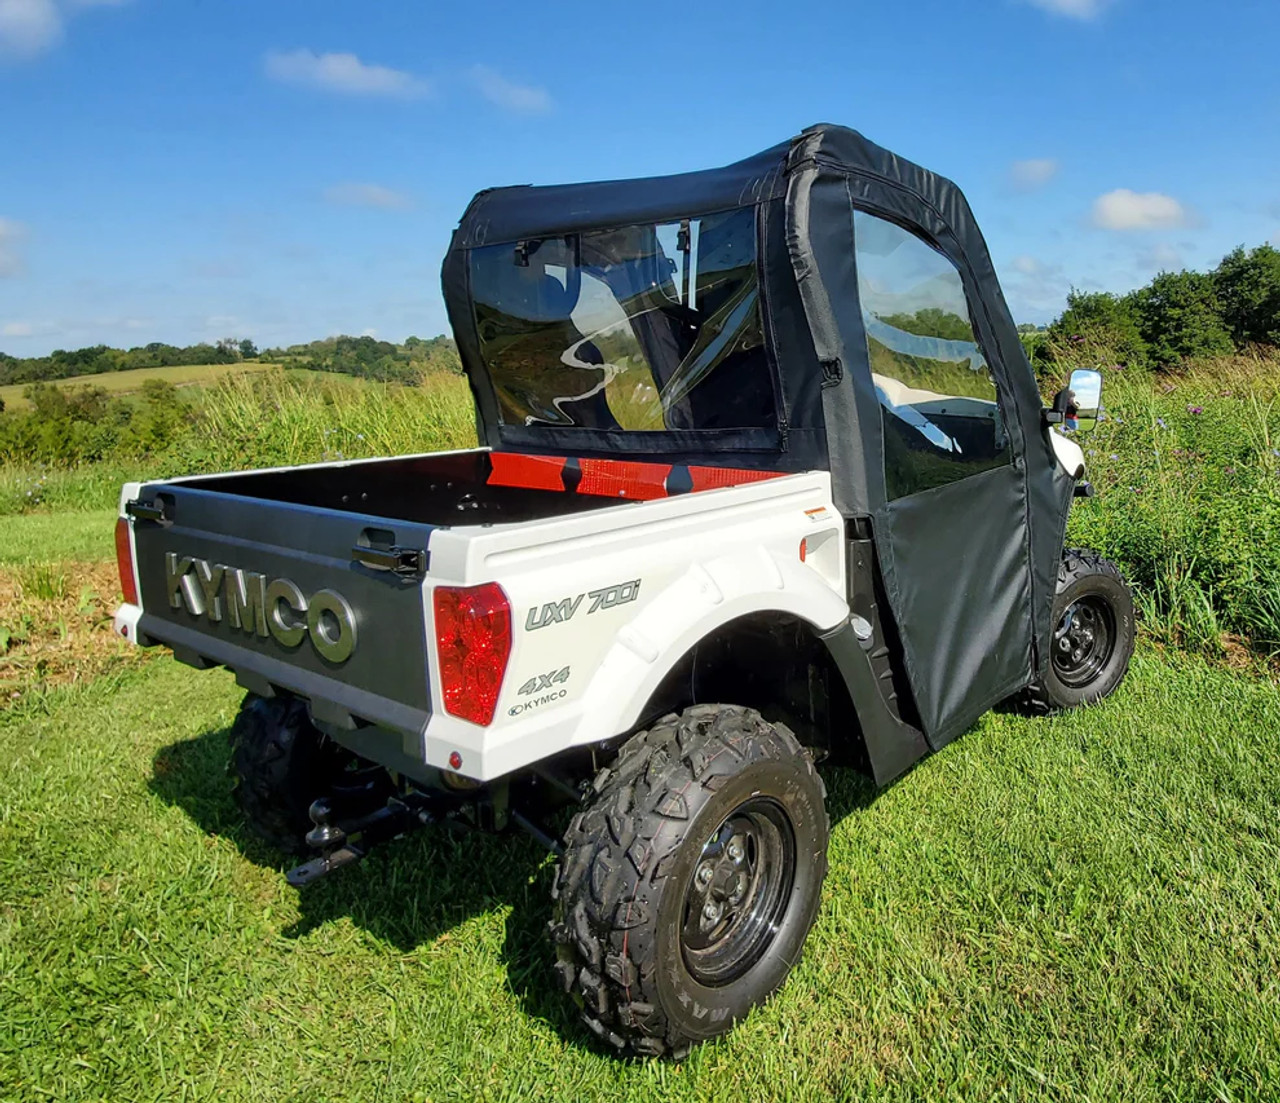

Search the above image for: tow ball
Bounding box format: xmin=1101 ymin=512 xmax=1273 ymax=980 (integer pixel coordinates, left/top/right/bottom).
xmin=285 ymin=795 xmax=435 ymax=888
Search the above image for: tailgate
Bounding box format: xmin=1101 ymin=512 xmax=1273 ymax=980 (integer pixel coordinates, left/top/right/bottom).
xmin=130 ymin=483 xmax=434 ymax=738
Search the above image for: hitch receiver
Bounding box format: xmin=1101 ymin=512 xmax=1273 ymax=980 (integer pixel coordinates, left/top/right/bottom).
xmin=285 ymin=795 xmax=433 ymax=888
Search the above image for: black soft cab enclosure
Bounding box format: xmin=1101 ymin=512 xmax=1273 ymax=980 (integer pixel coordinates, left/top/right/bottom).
xmin=441 ymin=123 xmax=1078 ymax=749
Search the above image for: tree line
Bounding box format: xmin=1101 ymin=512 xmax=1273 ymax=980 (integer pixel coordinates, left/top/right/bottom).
xmin=0 ymin=334 xmax=463 ymax=389
xmin=1028 ymin=242 xmax=1280 ymax=374
xmin=0 ymin=338 xmax=258 ymax=387
xmin=262 ymin=334 xmax=462 ymax=383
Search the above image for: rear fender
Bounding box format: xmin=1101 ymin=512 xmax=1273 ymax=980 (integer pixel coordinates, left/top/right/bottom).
xmin=572 ymin=547 xmax=849 ymax=747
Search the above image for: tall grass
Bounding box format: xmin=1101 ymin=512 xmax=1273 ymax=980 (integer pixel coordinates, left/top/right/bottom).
xmin=1066 ymin=349 xmax=1280 ymax=657
xmin=0 ymin=369 xmax=477 ymax=514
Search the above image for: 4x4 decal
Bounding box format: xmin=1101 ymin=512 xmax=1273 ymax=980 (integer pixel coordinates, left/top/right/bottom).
xmin=526 ymin=579 xmax=641 ymax=631
xmin=518 ymin=667 xmax=570 ymax=695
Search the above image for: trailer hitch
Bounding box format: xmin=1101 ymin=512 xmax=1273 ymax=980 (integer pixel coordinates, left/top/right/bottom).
xmin=285 ymin=794 xmax=436 ymax=888
xmin=285 ymin=786 xmax=567 ymax=887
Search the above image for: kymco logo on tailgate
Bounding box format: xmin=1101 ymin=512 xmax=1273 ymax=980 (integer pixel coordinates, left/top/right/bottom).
xmin=164 ymin=553 xmax=356 ymax=663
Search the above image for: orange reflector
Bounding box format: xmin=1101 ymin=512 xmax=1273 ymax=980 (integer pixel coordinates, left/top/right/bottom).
xmin=577 ymin=459 xmax=671 ymax=500
xmin=799 ymin=537 xmax=807 ymax=563
xmin=115 ymin=518 xmax=138 ymax=605
xmin=487 ymin=452 xmax=566 ymax=492
xmin=687 ymin=466 xmax=781 ymax=492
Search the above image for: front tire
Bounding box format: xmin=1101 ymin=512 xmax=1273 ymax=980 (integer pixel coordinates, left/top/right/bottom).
xmin=1020 ymin=549 xmax=1135 ymax=713
xmin=549 ymin=704 xmax=829 ymax=1058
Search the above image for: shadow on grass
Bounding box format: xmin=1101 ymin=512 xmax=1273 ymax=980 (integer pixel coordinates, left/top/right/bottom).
xmin=148 ymin=722 xmax=880 ymax=1053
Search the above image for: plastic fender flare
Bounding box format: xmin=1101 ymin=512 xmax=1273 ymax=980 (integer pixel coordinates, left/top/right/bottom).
xmin=571 ymin=547 xmax=849 ymax=748
xmin=1048 ymin=426 xmax=1086 ymax=479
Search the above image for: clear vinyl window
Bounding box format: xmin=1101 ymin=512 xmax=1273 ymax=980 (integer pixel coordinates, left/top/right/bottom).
xmin=853 ymin=211 xmax=1011 ymax=500
xmin=469 ymin=207 xmax=776 ymax=433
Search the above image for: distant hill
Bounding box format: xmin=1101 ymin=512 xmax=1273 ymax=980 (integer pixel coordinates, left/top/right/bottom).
xmin=0 ymin=334 xmax=462 ymax=389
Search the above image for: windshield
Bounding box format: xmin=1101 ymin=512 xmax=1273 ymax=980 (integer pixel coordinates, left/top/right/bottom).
xmin=469 ymin=207 xmax=776 ymax=433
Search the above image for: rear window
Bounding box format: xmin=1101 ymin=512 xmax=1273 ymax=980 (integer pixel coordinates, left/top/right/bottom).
xmin=469 ymin=207 xmax=776 ymax=433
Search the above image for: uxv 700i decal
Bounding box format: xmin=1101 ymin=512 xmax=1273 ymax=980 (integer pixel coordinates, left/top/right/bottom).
xmin=525 ymin=579 xmax=641 ymax=631
xmin=164 ymin=553 xmax=357 ymax=663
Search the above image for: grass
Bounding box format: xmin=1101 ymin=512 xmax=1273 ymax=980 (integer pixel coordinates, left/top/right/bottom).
xmin=1066 ymin=351 xmax=1280 ymax=656
xmin=0 ymin=361 xmax=274 ymax=411
xmin=0 ymin=647 xmax=1277 ymax=1100
xmin=0 ymin=510 xmax=116 ymax=566
xmin=0 ymin=370 xmax=477 ymax=516
xmin=2 ymin=359 xmax=1280 ymax=1097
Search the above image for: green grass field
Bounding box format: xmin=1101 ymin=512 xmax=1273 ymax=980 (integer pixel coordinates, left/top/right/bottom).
xmin=0 ymin=361 xmax=275 ymax=411
xmin=1 ymin=513 xmax=1278 ymax=1100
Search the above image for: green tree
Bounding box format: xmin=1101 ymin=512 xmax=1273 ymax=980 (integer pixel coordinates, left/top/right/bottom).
xmin=1046 ymin=289 xmax=1149 ymax=369
xmin=1133 ymin=270 xmax=1233 ymax=368
xmin=1213 ymin=244 xmax=1280 ymax=348
xmin=239 ymin=338 xmax=259 ymax=359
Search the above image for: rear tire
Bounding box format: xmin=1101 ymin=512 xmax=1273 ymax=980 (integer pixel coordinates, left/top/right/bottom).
xmin=1018 ymin=549 xmax=1135 ymax=714
xmin=548 ymin=704 xmax=829 ymax=1058
xmin=230 ymin=694 xmax=389 ymax=854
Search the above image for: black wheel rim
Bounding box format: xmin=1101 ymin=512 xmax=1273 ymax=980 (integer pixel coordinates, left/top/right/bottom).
xmin=1052 ymin=594 xmax=1117 ymax=689
xmin=680 ymin=797 xmax=796 ymax=988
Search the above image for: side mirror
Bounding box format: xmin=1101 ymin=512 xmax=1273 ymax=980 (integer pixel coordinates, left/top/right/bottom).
xmin=1057 ymin=368 xmax=1103 ymax=434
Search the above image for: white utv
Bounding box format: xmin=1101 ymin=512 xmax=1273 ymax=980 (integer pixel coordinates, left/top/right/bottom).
xmin=113 ymin=123 xmax=1133 ymax=1058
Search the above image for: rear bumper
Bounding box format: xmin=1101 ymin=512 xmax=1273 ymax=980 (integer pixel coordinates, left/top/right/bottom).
xmin=125 ymin=607 xmax=431 ymax=760
xmin=113 ymin=602 xmax=144 ymax=646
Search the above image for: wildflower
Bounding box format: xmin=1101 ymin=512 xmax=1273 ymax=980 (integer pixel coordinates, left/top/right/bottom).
xmin=1224 ymin=467 xmax=1236 ymax=475
xmin=1156 ymin=418 xmax=1167 ymax=429
xmin=356 ymin=433 xmax=365 ymax=441
xmin=1109 ymin=454 xmax=1119 ymax=461
xmin=1087 ymin=449 xmax=1097 ymax=456
xmin=1187 ymin=405 xmax=1204 ymax=415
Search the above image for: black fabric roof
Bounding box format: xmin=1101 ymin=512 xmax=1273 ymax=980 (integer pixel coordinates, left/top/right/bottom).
xmin=450 ymin=139 xmax=792 ymax=247
xmin=449 ymin=125 xmax=971 ymax=250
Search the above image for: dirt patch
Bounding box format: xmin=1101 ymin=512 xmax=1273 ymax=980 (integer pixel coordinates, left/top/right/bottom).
xmin=0 ymin=559 xmax=151 ymax=703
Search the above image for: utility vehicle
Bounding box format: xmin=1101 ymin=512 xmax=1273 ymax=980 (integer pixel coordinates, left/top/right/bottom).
xmin=113 ymin=123 xmax=1134 ymax=1057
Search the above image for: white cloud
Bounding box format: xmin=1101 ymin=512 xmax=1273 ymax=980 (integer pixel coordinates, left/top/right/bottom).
xmin=2 ymin=320 xmax=33 ymax=337
xmin=264 ymin=49 xmax=430 ymax=99
xmin=360 ymin=327 xmax=378 ymax=338
xmin=323 ymin=183 xmax=412 ymax=210
xmin=1091 ymin=189 xmax=1190 ymax=231
xmin=1002 ymin=254 xmax=1071 ymax=324
xmin=1136 ymin=243 xmax=1182 ymax=271
xmin=0 ymin=0 xmax=61 ymax=59
xmin=1023 ymin=0 xmax=1112 ymax=19
xmin=0 ymin=217 xmax=26 ymax=277
xmin=1010 ymin=159 xmax=1060 ymax=191
xmin=0 ymin=0 xmax=129 ymax=59
xmin=469 ymin=65 xmax=552 ymax=114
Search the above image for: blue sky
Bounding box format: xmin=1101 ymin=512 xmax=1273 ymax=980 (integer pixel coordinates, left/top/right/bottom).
xmin=1 ymin=0 xmax=1277 ymax=355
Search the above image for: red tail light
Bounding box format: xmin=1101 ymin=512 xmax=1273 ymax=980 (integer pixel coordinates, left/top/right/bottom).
xmin=433 ymin=582 xmax=512 ymax=726
xmin=114 ymin=518 xmax=139 ymax=605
